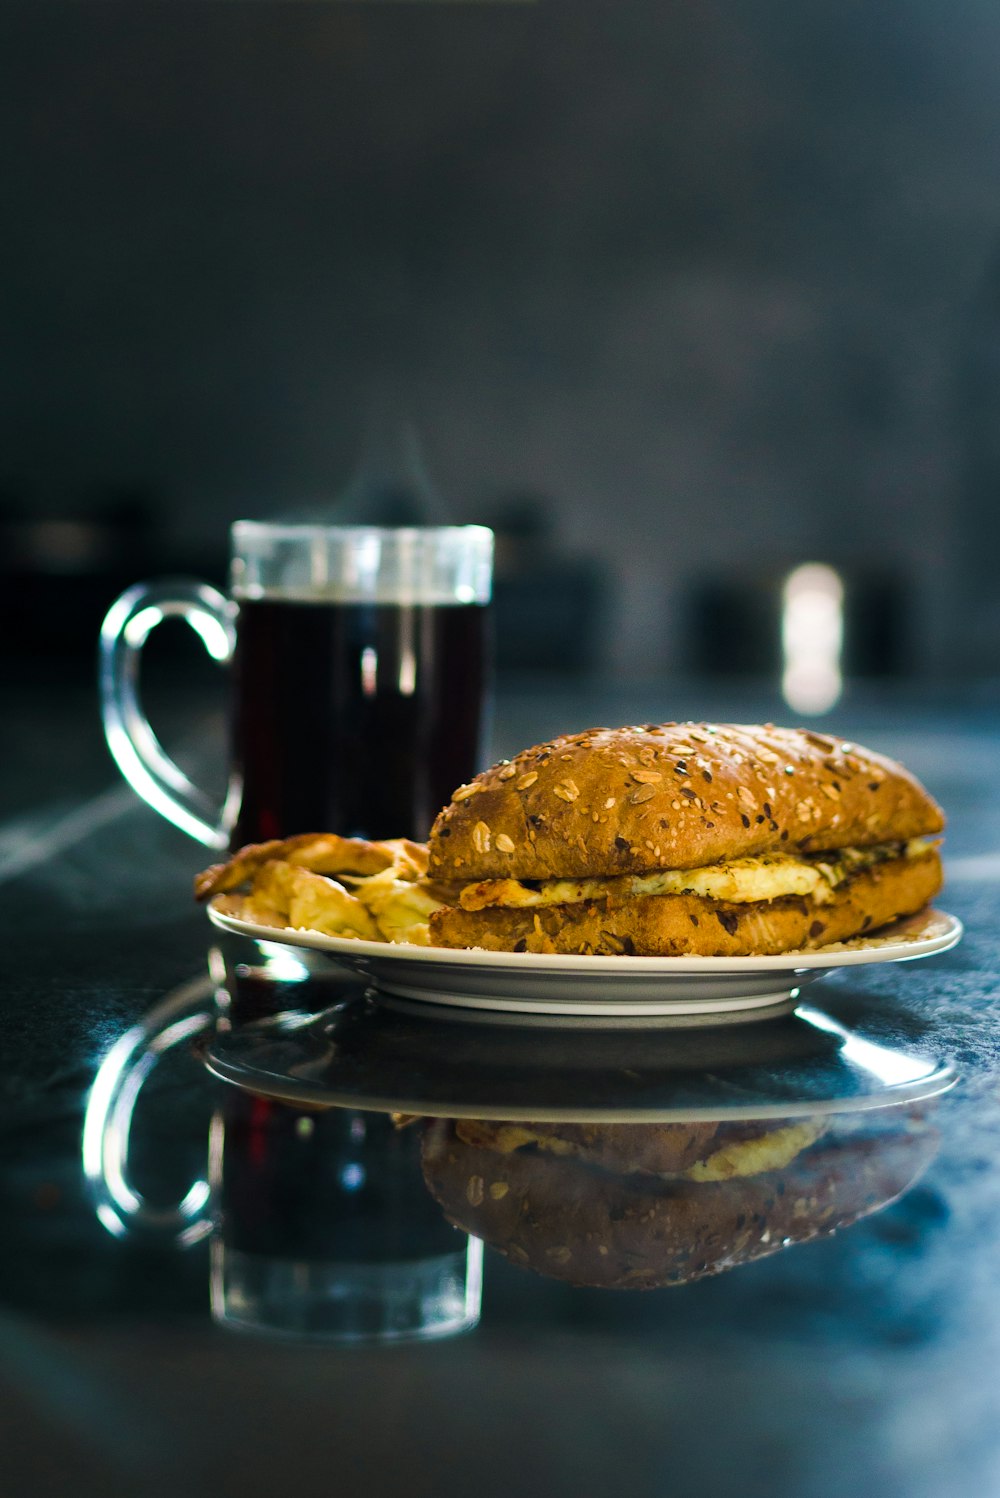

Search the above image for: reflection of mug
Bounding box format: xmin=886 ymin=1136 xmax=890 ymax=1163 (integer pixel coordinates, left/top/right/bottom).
xmin=209 ymin=1095 xmax=481 ymax=1343
xmin=83 ymin=977 xmax=482 ymax=1344
xmin=99 ymin=522 xmax=494 ymax=849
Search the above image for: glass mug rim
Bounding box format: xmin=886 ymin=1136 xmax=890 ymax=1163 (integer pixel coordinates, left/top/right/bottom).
xmin=231 ymin=519 xmax=494 ymax=544
xmin=229 ymin=520 xmax=494 ymax=605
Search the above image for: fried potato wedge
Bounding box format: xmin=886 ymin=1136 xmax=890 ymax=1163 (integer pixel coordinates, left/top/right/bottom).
xmin=199 ymin=833 xmax=447 ymax=944
xmin=195 ymin=832 xmax=428 ymax=901
xmin=248 ymin=860 xmax=381 ymax=940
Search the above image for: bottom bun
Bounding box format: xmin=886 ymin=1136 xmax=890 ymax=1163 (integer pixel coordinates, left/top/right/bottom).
xmin=428 ymin=852 xmax=942 ymax=956
xmin=421 ymin=1118 xmax=938 ymax=1289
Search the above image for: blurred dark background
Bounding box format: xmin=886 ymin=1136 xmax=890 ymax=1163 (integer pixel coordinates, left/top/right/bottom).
xmin=2 ymin=0 xmax=999 ymax=686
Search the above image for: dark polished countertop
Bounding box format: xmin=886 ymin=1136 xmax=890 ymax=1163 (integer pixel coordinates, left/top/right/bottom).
xmin=4 ymin=670 xmax=1000 ymax=1498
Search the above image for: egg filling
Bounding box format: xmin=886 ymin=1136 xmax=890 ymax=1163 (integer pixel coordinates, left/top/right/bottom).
xmin=457 ymin=837 xmax=936 ymax=913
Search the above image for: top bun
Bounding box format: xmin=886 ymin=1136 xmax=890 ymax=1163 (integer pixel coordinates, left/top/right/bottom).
xmin=428 ymin=722 xmax=944 ymax=881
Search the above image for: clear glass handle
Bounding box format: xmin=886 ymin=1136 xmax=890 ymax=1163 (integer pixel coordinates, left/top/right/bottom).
xmin=82 ymin=975 xmax=216 ymax=1246
xmin=99 ymin=579 xmax=238 ymax=849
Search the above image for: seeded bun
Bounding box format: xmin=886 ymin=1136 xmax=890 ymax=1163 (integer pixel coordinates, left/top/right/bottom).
xmin=428 ymin=723 xmax=944 ymax=882
xmin=421 ymin=1116 xmax=938 ymax=1289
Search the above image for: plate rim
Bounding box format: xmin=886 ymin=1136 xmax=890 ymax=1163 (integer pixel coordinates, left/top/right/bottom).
xmin=207 ymin=903 xmax=963 ymax=975
xmin=201 ymin=1044 xmax=960 ymax=1123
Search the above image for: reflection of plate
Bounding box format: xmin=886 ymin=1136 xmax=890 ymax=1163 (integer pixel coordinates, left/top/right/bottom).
xmin=207 ymin=904 xmax=962 ymax=1018
xmin=202 ymin=995 xmax=958 ymax=1122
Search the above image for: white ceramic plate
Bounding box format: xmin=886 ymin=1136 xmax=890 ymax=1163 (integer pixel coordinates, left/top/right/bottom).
xmin=207 ymin=904 xmax=962 ymax=1018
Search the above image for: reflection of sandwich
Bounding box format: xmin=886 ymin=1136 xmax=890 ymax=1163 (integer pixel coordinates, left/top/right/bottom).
xmin=427 ymin=723 xmax=944 ymax=956
xmin=420 ymin=1115 xmax=938 ymax=1289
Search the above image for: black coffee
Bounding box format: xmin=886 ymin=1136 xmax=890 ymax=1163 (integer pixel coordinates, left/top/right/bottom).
xmin=219 ymin=1097 xmax=462 ymax=1263
xmin=229 ymin=597 xmax=491 ymax=846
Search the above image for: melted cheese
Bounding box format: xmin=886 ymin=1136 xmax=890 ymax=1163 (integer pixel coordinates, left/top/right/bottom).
xmin=455 ymin=1122 xmax=577 ymax=1155
xmin=682 ymin=1122 xmax=823 ymax=1181
xmin=453 ymin=1119 xmax=824 ymax=1179
xmin=458 ymin=838 xmax=935 ymax=912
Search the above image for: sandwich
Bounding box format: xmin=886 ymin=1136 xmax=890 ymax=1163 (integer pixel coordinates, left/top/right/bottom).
xmin=427 ymin=722 xmax=944 ymax=956
xmin=419 ymin=1112 xmax=939 ymax=1289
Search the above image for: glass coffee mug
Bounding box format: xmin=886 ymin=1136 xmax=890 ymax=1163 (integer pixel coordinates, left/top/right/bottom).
xmin=99 ymin=522 xmax=494 ymax=849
